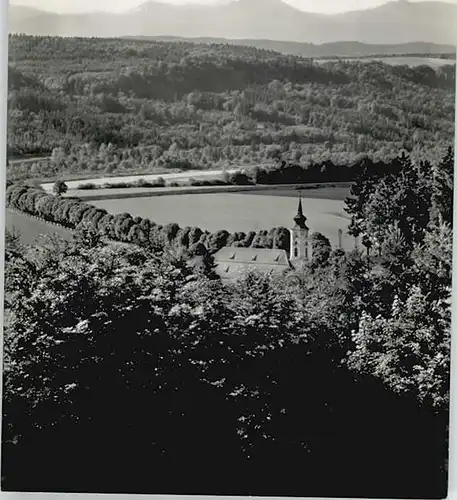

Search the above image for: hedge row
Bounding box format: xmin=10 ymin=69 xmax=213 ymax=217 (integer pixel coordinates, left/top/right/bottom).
xmin=73 ymin=158 xmax=361 ymax=192
xmin=6 ymin=184 xmax=291 ymax=254
xmin=252 ymin=157 xmax=363 ymax=185
xmin=77 ymin=177 xmax=167 ymax=190
xmin=77 ymin=175 xmax=239 ymax=190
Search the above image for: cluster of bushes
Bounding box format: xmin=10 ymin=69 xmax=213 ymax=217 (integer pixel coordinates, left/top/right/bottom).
xmin=251 ymin=156 xmax=361 ymax=184
xmin=76 ymin=182 xmax=97 ymax=190
xmin=6 ymin=184 xmax=291 ymax=254
xmin=188 ymin=177 xmax=232 ymax=187
xmin=77 ymin=177 xmax=167 ymax=190
xmin=76 ymin=172 xmax=254 ymax=191
xmin=164 ymin=171 xmax=253 ymax=187
xmin=187 ymin=156 xmax=407 ymax=187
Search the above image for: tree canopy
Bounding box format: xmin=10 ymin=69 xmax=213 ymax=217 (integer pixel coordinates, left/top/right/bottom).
xmin=7 ymin=35 xmax=455 ymax=181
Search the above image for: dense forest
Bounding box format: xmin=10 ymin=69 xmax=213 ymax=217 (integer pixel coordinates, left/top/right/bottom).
xmin=7 ymin=35 xmax=455 ymax=180
xmin=2 ymin=146 xmax=453 ymax=496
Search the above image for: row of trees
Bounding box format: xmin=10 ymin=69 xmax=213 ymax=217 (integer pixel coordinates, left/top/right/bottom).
xmin=3 ymin=148 xmax=452 ymax=496
xmin=7 ymin=138 xmax=443 ymax=189
xmin=6 ymin=184 xmax=292 ymax=255
xmin=6 ymin=142 xmax=362 ymax=184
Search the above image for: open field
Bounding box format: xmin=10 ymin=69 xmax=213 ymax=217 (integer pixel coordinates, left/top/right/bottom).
xmin=6 ymin=210 xmax=74 ymax=245
xmin=9 ymin=157 xmax=195 ymax=184
xmin=366 ymin=57 xmax=455 ymax=68
xmin=92 ymin=193 xmax=355 ymax=250
xmin=317 ymin=57 xmax=455 ymax=67
xmin=41 ymin=168 xmax=243 ymax=192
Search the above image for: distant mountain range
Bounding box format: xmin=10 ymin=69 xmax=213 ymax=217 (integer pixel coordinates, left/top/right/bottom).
xmin=9 ymin=0 xmax=457 ymax=45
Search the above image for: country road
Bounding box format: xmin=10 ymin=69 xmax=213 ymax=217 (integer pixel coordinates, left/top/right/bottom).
xmin=9 ymin=155 xmax=51 ymax=165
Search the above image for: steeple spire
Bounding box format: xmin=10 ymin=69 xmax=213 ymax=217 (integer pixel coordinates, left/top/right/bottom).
xmin=297 ymin=197 xmax=303 ymax=216
xmin=293 ymin=194 xmax=308 ymax=229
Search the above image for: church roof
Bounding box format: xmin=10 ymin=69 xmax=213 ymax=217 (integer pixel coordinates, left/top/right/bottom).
xmin=213 ymin=247 xmax=291 ymax=280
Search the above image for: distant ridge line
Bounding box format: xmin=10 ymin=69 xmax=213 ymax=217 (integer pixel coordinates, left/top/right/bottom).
xmin=120 ymin=36 xmax=456 ymax=58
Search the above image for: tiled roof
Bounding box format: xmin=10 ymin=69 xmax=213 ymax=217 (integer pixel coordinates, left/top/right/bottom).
xmin=213 ymin=247 xmax=291 ymax=280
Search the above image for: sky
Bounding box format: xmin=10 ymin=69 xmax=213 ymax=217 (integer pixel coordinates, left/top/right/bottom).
xmin=9 ymin=0 xmax=457 ymax=15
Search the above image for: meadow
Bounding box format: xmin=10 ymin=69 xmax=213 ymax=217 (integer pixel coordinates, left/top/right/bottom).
xmin=41 ymin=169 xmax=241 ymax=192
xmin=317 ymin=57 xmax=455 ymax=68
xmin=364 ymin=57 xmax=456 ymax=68
xmin=92 ymin=193 xmax=354 ymax=250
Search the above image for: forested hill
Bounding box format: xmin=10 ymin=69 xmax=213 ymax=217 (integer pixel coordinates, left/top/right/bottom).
xmin=7 ymin=35 xmax=455 ymax=179
xmin=124 ymin=37 xmax=456 ymax=59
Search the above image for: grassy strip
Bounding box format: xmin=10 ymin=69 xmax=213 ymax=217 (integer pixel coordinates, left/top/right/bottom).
xmin=76 ymin=177 xmax=230 ymax=190
xmin=67 ymin=182 xmax=352 ymax=202
xmin=76 ymin=176 xmax=351 ymax=191
xmin=10 ymin=167 xmax=190 ymax=185
xmin=10 ymin=164 xmax=259 ymax=185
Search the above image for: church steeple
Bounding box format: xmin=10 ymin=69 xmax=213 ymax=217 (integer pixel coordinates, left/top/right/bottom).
xmin=293 ymin=196 xmax=308 ymax=229
xmin=290 ymin=194 xmax=310 ymax=262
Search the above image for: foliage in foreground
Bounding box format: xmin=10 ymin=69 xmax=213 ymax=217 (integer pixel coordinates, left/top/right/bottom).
xmin=2 ymin=220 xmax=451 ymax=496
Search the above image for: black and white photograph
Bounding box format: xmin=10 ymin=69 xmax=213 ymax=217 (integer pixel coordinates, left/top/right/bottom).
xmin=1 ymin=0 xmax=456 ymax=497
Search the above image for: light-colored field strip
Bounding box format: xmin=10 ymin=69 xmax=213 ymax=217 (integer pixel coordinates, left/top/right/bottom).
xmin=41 ymin=168 xmax=242 ymax=191
xmin=316 ymin=57 xmax=455 ymax=67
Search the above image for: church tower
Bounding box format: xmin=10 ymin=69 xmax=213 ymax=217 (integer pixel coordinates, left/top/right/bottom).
xmin=290 ymin=196 xmax=310 ymax=262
